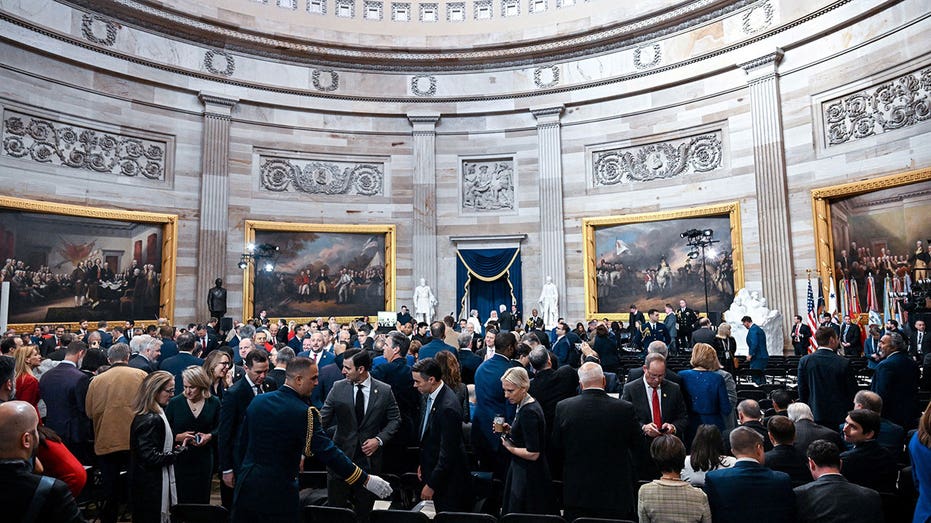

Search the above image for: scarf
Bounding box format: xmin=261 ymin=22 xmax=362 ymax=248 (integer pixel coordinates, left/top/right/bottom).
xmin=157 ymin=409 xmax=178 ymax=522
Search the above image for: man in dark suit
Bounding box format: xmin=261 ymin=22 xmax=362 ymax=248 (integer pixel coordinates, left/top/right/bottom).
xmin=266 ymin=347 xmax=293 ymax=390
xmin=626 ymin=341 xmax=684 ymax=386
xmin=84 ymin=320 xmax=114 ymax=349
xmin=787 ymin=402 xmax=845 ymax=454
xmin=764 ymin=416 xmax=811 ymax=485
xmin=621 ymin=353 xmax=688 ymax=479
xmin=40 ymin=325 xmax=66 ymax=358
xmin=528 ymin=348 xmax=578 ymax=438
xmin=690 ymin=317 xmax=717 ymax=346
xmin=286 ymin=324 xmax=307 ymax=352
xmin=628 ymin=304 xmax=645 ymax=350
xmin=549 ymin=322 xmax=577 ymax=368
xmin=640 ymin=309 xmax=670 ymax=348
xmin=840 ymin=408 xmax=898 ymax=493
xmin=195 ymin=324 xmax=219 ymax=357
xmin=870 ymin=332 xmax=919 ymax=428
xmin=157 ymin=325 xmax=178 ymax=364
xmin=298 ymin=332 xmax=335 ymax=368
xmin=822 ymin=313 xmax=841 ymax=337
xmin=38 ymin=340 xmax=93 ymax=463
xmin=218 ymin=349 xmax=272 ymax=509
xmin=790 ymin=315 xmax=813 ymax=356
xmin=129 ymin=334 xmax=160 ymax=373
xmin=705 ymin=427 xmax=795 ymax=523
xmin=552 ymin=362 xmax=643 ymax=521
xmin=371 ymin=331 xmax=421 ymax=473
xmin=840 ymin=315 xmax=863 ymax=356
xmin=911 ymin=320 xmax=931 ymax=389
xmin=455 ymin=332 xmax=482 ymax=385
xmin=471 ymin=332 xmax=518 ymax=478
xmin=839 ymin=390 xmax=905 ymax=460
xmin=412 ymin=357 xmax=471 ymax=512
xmin=724 ymin=400 xmax=773 ymax=453
xmin=793 ymin=440 xmax=882 ymax=523
xmin=743 ymin=316 xmax=768 ymax=383
xmin=417 ymin=321 xmax=457 ymax=361
xmin=797 ymin=327 xmax=858 ymax=429
xmin=232 ymin=357 xmax=391 ymax=523
xmin=0 ymin=401 xmax=84 ymax=523
xmin=321 ymin=349 xmax=400 ymax=521
xmin=159 ymin=332 xmax=204 ymax=394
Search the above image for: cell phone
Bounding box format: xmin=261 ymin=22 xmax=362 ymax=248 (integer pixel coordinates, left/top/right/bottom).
xmin=194 ymin=434 xmax=203 ymax=445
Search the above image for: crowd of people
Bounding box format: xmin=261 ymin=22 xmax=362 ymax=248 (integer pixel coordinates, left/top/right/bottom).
xmin=1 ymin=301 xmax=930 ymax=522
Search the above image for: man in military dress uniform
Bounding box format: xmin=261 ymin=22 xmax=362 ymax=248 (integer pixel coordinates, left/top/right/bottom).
xmin=232 ymin=357 xmax=392 ymax=523
xmin=676 ymin=299 xmax=700 ymax=350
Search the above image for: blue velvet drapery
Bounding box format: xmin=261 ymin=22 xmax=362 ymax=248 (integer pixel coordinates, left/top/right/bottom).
xmin=456 ymin=248 xmax=522 ymax=324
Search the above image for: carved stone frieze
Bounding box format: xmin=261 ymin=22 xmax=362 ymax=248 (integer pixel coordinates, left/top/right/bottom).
xmin=410 ymin=75 xmax=437 ymax=96
xmin=204 ymin=50 xmax=235 ymax=76
xmin=81 ymin=14 xmax=120 ymax=46
xmin=592 ymin=131 xmax=723 ymax=186
xmin=461 ymin=158 xmax=515 ymax=212
xmin=533 ymin=65 xmax=560 ymax=88
xmin=312 ymin=69 xmax=339 ymax=91
xmin=634 ymin=43 xmax=662 ymax=70
xmin=741 ymin=2 xmax=774 ymax=34
xmin=822 ymin=66 xmax=931 ymax=146
xmin=1 ymin=111 xmax=166 ymax=180
xmin=259 ymin=157 xmax=384 ymax=196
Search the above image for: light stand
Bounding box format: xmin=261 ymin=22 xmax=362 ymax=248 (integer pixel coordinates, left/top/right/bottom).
xmin=681 ymin=228 xmax=719 ymax=317
xmin=238 ymin=243 xmax=280 ymax=272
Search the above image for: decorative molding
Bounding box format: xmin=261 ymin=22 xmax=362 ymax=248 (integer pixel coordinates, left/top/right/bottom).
xmin=822 ymin=66 xmax=931 ymax=147
xmin=741 ymin=1 xmax=774 ymax=34
xmin=80 ymin=14 xmax=120 ymax=46
xmin=259 ymin=156 xmax=385 ymax=196
xmin=461 ymin=158 xmax=516 ymax=212
xmin=633 ymin=43 xmax=662 ymax=70
xmin=533 ymin=65 xmax=560 ymax=89
xmin=592 ymin=131 xmax=723 ymax=186
xmin=738 ymin=48 xmax=784 ymax=73
xmin=473 ymin=0 xmax=493 ymax=19
xmin=501 ymin=0 xmax=520 ymax=17
xmin=204 ymin=49 xmax=235 ymax=76
xmin=391 ymin=2 xmax=410 ymax=21
xmin=410 ymin=75 xmax=437 ymax=96
xmin=335 ymin=0 xmax=355 ymax=18
xmin=312 ymin=69 xmax=340 ymax=91
xmin=363 ymin=1 xmax=384 ymax=20
xmin=419 ymin=2 xmax=439 ymax=22
xmin=307 ymin=0 xmax=327 ymax=14
xmin=446 ymin=2 xmax=466 ymax=21
xmin=2 ymin=110 xmax=167 ymax=180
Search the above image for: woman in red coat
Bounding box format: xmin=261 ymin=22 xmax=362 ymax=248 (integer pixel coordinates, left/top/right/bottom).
xmin=35 ymin=425 xmax=88 ymax=497
xmin=13 ymin=345 xmax=42 ymax=412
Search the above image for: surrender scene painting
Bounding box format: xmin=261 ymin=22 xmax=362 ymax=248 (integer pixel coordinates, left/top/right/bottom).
xmin=1 ymin=210 xmax=164 ymax=323
xmin=589 ymin=211 xmax=737 ymax=316
xmin=829 ymin=178 xmax=931 ymax=312
xmin=249 ymin=226 xmax=391 ymax=319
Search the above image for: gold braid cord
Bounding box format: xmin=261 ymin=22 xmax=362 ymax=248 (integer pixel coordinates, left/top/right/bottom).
xmin=303 ymin=406 xmax=363 ymax=485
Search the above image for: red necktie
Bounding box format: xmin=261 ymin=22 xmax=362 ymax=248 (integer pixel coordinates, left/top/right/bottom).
xmin=651 ymin=387 xmax=662 ymax=428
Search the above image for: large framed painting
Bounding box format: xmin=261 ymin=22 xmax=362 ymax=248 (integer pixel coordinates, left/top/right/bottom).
xmin=242 ymin=221 xmax=396 ymax=322
xmin=811 ymin=167 xmax=931 ymax=316
xmin=0 ymin=196 xmax=178 ymax=330
xmin=583 ymin=202 xmax=745 ymax=321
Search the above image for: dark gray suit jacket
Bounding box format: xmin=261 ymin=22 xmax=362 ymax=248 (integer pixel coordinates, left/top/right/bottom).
xmin=320 ymin=376 xmax=400 ymax=473
xmin=620 ymin=377 xmax=688 ymax=438
xmin=793 ymin=474 xmax=883 ymax=523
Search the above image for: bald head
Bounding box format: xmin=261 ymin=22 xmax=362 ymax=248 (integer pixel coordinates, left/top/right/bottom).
xmin=578 ymin=362 xmax=605 ymax=390
xmin=0 ymin=401 xmax=39 ymax=460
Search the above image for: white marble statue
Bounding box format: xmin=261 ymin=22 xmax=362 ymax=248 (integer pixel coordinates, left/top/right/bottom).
xmin=413 ymin=278 xmax=438 ymax=324
xmin=538 ymin=276 xmax=559 ymax=330
xmin=725 ymin=288 xmax=784 ymax=356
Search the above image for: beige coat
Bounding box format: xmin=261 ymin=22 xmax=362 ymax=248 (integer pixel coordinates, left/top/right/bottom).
xmin=85 ymin=363 xmax=147 ymax=455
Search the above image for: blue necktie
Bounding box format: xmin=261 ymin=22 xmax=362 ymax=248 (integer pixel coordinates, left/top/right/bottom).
xmin=421 ymin=395 xmax=433 ymax=439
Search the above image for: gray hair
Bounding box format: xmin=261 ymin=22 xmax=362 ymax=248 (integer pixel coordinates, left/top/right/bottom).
xmin=138 ymin=335 xmax=162 ymax=356
xmin=238 ymin=324 xmax=256 ymax=339
xmin=528 ymin=347 xmax=549 ymax=371
xmin=275 ymin=347 xmax=295 ymax=367
xmin=787 ymin=402 xmax=814 ymax=422
xmin=644 ymin=352 xmax=666 ymax=369
xmin=577 ymin=361 xmax=604 ymax=388
xmin=107 ymin=343 xmax=131 ymax=363
xmin=458 ymin=332 xmax=473 ymax=349
xmin=646 ymin=341 xmax=668 ymax=357
xmin=887 ymin=332 xmax=906 ymax=352
xmin=854 ymin=390 xmax=883 ymax=413
xmin=129 ymin=334 xmax=149 ymax=354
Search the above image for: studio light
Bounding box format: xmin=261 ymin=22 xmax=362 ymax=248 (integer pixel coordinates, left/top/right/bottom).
xmin=238 ymin=243 xmax=280 ymax=272
xmin=681 ymin=228 xmax=719 ymax=317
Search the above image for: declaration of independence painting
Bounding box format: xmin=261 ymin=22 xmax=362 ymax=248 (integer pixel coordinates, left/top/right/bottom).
xmin=1 ymin=207 xmax=165 ymax=324
xmin=587 ymin=206 xmax=740 ymax=317
xmin=829 ymin=179 xmax=931 ymax=312
xmin=247 ymin=223 xmax=394 ymax=319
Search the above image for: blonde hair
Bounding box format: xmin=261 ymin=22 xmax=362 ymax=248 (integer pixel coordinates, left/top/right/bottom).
xmin=501 ymin=366 xmax=530 ymax=390
xmin=181 ymin=366 xmax=212 ymax=398
xmin=203 ymin=350 xmax=231 ymax=382
xmin=690 ymin=343 xmax=720 ymax=370
xmin=133 ymin=371 xmax=173 ymax=415
xmin=13 ymin=345 xmax=39 ymax=380
xmin=717 ymin=322 xmax=732 ymax=337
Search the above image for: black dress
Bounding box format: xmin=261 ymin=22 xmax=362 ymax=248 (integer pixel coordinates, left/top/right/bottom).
xmin=502 ymin=399 xmax=553 ymax=515
xmin=713 ymin=336 xmax=738 ymax=373
xmin=164 ymin=395 xmax=221 ymax=503
xmin=130 ymin=412 xmax=182 ymax=523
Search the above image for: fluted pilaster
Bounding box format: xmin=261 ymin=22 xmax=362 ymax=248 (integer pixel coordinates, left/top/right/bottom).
xmin=196 ymin=92 xmax=238 ymax=321
xmin=740 ymin=50 xmax=794 ymax=346
xmin=531 ymin=106 xmax=567 ymax=325
xmin=408 ymin=112 xmax=441 ymax=301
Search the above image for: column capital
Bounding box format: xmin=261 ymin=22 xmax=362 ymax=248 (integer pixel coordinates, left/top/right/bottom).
xmin=199 ymin=91 xmax=239 ymax=117
xmin=738 ymin=48 xmax=784 ymax=83
xmin=531 ymin=105 xmax=564 ymax=126
xmin=407 ymin=112 xmax=441 ymax=134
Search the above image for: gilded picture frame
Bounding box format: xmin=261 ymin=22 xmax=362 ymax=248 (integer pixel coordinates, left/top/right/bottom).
xmin=810 ymin=166 xmax=931 ymax=304
xmin=242 ymin=220 xmax=396 ymax=323
xmin=0 ymin=195 xmax=178 ymax=332
xmin=582 ymin=202 xmax=745 ymax=321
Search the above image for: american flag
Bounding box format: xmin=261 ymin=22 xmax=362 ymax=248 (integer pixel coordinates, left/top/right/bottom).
xmin=806 ymin=275 xmax=819 ymax=352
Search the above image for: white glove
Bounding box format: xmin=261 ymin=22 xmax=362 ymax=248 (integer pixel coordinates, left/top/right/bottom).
xmin=364 ymin=474 xmax=393 ymax=499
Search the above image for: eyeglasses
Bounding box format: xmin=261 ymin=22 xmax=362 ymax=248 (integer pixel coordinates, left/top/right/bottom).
xmin=218 ymin=362 xmax=231 ymax=367
xmin=162 ymin=388 xmax=175 ymax=394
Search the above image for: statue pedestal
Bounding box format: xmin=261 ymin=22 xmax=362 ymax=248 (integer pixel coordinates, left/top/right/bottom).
xmin=724 ymin=288 xmax=785 ymax=356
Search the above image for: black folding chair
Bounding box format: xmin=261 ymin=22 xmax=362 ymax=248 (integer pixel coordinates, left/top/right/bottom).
xmin=500 ymin=513 xmax=566 ymax=523
xmin=572 ymin=518 xmax=635 ymax=523
xmin=170 ymin=504 xmax=230 ymax=523
xmin=436 ymin=512 xmax=499 ymax=523
xmin=370 ymin=509 xmax=432 ymax=523
xmin=302 ymin=505 xmax=356 ymax=523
